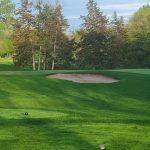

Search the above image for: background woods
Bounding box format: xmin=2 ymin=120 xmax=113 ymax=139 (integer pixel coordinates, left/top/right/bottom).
xmin=0 ymin=0 xmax=150 ymax=70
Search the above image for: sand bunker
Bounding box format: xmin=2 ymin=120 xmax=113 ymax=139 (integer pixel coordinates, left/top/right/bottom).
xmin=48 ymin=74 xmax=119 ymax=83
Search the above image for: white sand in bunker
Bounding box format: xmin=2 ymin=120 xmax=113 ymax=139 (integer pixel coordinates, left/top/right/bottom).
xmin=48 ymin=74 xmax=119 ymax=83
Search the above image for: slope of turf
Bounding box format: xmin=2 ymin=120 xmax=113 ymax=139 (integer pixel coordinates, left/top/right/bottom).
xmin=0 ymin=59 xmax=150 ymax=150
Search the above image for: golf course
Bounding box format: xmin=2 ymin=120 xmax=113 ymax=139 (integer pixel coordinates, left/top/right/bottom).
xmin=0 ymin=58 xmax=149 ymax=150
xmin=0 ymin=0 xmax=150 ymax=149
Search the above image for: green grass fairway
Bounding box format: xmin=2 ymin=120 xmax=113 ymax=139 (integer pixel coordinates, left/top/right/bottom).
xmin=112 ymin=69 xmax=150 ymax=75
xmin=0 ymin=59 xmax=150 ymax=150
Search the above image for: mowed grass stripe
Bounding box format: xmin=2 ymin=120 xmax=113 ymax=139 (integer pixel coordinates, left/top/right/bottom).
xmin=0 ymin=59 xmax=150 ymax=149
xmin=112 ymin=69 xmax=150 ymax=75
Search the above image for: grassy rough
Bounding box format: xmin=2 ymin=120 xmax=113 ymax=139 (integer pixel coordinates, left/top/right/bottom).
xmin=0 ymin=59 xmax=150 ymax=150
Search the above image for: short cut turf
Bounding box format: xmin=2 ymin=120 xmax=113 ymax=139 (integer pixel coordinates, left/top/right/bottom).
xmin=0 ymin=59 xmax=150 ymax=150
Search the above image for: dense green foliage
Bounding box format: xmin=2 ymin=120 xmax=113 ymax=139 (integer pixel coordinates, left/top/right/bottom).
xmin=0 ymin=0 xmax=15 ymax=55
xmin=0 ymin=59 xmax=150 ymax=150
xmin=77 ymin=0 xmax=108 ymax=69
xmin=0 ymin=0 xmax=150 ymax=69
xmin=126 ymin=4 xmax=150 ymax=68
xmin=13 ymin=0 xmax=68 ymax=70
xmin=76 ymin=1 xmax=150 ymax=69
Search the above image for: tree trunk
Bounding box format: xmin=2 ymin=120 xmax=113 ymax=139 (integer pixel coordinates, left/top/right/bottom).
xmin=43 ymin=49 xmax=46 ymax=70
xmin=38 ymin=46 xmax=41 ymax=71
xmin=93 ymin=66 xmax=96 ymax=70
xmin=52 ymin=38 xmax=57 ymax=70
xmin=32 ymin=48 xmax=36 ymax=71
xmin=43 ymin=63 xmax=46 ymax=70
xmin=52 ymin=59 xmax=55 ymax=70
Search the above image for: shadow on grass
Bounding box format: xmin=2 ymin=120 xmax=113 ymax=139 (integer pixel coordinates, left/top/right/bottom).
xmin=0 ymin=117 xmax=96 ymax=150
xmin=0 ymin=116 xmax=149 ymax=149
xmin=0 ymin=72 xmax=150 ymax=125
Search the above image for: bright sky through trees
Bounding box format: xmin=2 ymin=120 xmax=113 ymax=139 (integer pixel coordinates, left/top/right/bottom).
xmin=12 ymin=0 xmax=150 ymax=31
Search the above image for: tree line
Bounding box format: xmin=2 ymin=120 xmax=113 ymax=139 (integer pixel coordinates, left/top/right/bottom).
xmin=0 ymin=0 xmax=150 ymax=70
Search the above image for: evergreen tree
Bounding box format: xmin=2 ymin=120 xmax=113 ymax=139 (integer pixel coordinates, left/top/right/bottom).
xmin=106 ymin=11 xmax=127 ymax=69
xmin=40 ymin=3 xmax=54 ymax=70
xmin=79 ymin=0 xmax=108 ymax=69
xmin=34 ymin=0 xmax=44 ymax=70
xmin=81 ymin=0 xmax=108 ymax=33
xmin=51 ymin=1 xmax=68 ymax=70
xmin=13 ymin=0 xmax=36 ymax=70
xmin=34 ymin=0 xmax=68 ymax=70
